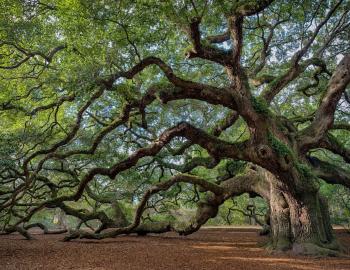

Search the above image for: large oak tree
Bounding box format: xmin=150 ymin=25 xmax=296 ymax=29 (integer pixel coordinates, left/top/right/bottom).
xmin=0 ymin=0 xmax=349 ymax=256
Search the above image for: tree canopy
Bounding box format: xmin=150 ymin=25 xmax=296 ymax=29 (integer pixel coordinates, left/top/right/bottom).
xmin=0 ymin=0 xmax=349 ymax=256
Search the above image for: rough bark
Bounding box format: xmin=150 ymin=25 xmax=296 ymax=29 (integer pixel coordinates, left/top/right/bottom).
xmin=254 ymin=170 xmax=340 ymax=255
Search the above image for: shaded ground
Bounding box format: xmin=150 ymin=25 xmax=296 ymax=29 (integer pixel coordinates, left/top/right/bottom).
xmin=1 ymin=228 xmax=350 ymax=270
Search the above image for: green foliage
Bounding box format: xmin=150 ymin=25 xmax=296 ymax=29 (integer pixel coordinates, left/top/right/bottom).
xmin=320 ymin=182 xmax=350 ymax=225
xmin=0 ymin=0 xmax=349 ymax=233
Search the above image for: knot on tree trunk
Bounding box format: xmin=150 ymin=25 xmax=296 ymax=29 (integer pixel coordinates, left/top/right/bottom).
xmin=257 ymin=144 xmax=273 ymax=159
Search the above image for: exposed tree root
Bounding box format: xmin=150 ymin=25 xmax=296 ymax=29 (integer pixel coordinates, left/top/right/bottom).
xmin=291 ymin=243 xmax=340 ymax=257
xmin=0 ymin=223 xmax=67 ymax=239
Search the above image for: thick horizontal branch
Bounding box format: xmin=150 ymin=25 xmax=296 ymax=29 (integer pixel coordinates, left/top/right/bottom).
xmin=74 ymin=122 xmax=248 ymax=199
xmin=309 ymin=157 xmax=350 ymax=188
xmin=332 ymin=122 xmax=350 ymax=131
xmin=64 ymin=173 xmax=224 ymax=240
xmin=155 ymin=156 xmax=218 ymax=173
xmin=207 ymin=31 xmax=230 ymax=44
xmin=171 ymin=110 xmax=239 ymax=156
xmin=235 ymin=0 xmax=274 ymax=17
xmin=105 ymin=56 xmax=226 ymax=92
xmin=64 ymin=165 xmax=271 ymax=241
xmin=318 ymin=133 xmax=350 ymax=163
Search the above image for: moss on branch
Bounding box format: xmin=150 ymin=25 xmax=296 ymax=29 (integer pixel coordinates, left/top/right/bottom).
xmin=251 ymin=96 xmax=270 ymax=115
xmin=267 ymin=132 xmax=293 ymax=157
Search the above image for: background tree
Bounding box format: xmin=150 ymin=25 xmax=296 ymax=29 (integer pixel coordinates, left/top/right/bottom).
xmin=0 ymin=0 xmax=349 ymax=256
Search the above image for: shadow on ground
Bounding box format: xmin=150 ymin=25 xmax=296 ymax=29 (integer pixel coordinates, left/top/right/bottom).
xmin=1 ymin=227 xmax=349 ymax=270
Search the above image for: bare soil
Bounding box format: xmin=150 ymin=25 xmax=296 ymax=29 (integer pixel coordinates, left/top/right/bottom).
xmin=1 ymin=227 xmax=350 ymax=270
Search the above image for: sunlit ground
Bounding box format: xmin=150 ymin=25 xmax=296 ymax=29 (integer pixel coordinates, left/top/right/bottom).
xmin=1 ymin=227 xmax=349 ymax=270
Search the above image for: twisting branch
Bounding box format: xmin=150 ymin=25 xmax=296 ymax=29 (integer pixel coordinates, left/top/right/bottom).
xmin=261 ymin=58 xmax=330 ymax=103
xmin=0 ymin=94 xmax=75 ymax=116
xmin=332 ymin=122 xmax=350 ymax=131
xmin=251 ymin=18 xmax=289 ymax=76
xmin=207 ymin=31 xmax=230 ymax=44
xmin=318 ymin=133 xmax=350 ymax=163
xmin=291 ymin=0 xmax=343 ymax=64
xmin=184 ymin=18 xmax=232 ymax=66
xmin=64 ymin=164 xmax=271 ymax=241
xmin=74 ymin=121 xmax=248 ymax=199
xmin=235 ymin=0 xmax=275 ymax=17
xmin=261 ymin=1 xmax=343 ymax=104
xmin=0 ymin=42 xmax=66 ymax=69
xmin=63 ymin=173 xmax=224 ymax=240
xmin=298 ymin=54 xmax=350 ymax=152
xmin=309 ymin=157 xmax=350 ymax=188
xmin=228 ymin=15 xmax=244 ymax=70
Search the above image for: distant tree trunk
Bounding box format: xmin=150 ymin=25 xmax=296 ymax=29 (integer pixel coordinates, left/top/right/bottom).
xmin=53 ymin=208 xmax=67 ymax=230
xmin=112 ymin=201 xmax=128 ymax=227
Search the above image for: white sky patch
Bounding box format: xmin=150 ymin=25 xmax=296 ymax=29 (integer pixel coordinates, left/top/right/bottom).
xmin=336 ymin=54 xmax=344 ymax=64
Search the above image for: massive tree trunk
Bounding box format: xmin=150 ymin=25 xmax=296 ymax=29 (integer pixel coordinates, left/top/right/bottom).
xmin=216 ymin=166 xmax=340 ymax=255
xmin=279 ymin=191 xmax=337 ymax=255
xmin=184 ymin=166 xmax=341 ymax=255
xmin=265 ymin=176 xmax=338 ymax=255
xmin=170 ymin=165 xmax=340 ymax=255
xmin=267 ymin=181 xmax=291 ymax=251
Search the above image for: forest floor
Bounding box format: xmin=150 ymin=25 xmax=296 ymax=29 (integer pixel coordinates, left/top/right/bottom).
xmin=0 ymin=227 xmax=350 ymax=270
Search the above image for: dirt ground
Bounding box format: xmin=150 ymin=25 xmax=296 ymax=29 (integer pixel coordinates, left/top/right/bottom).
xmin=1 ymin=227 xmax=350 ymax=270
